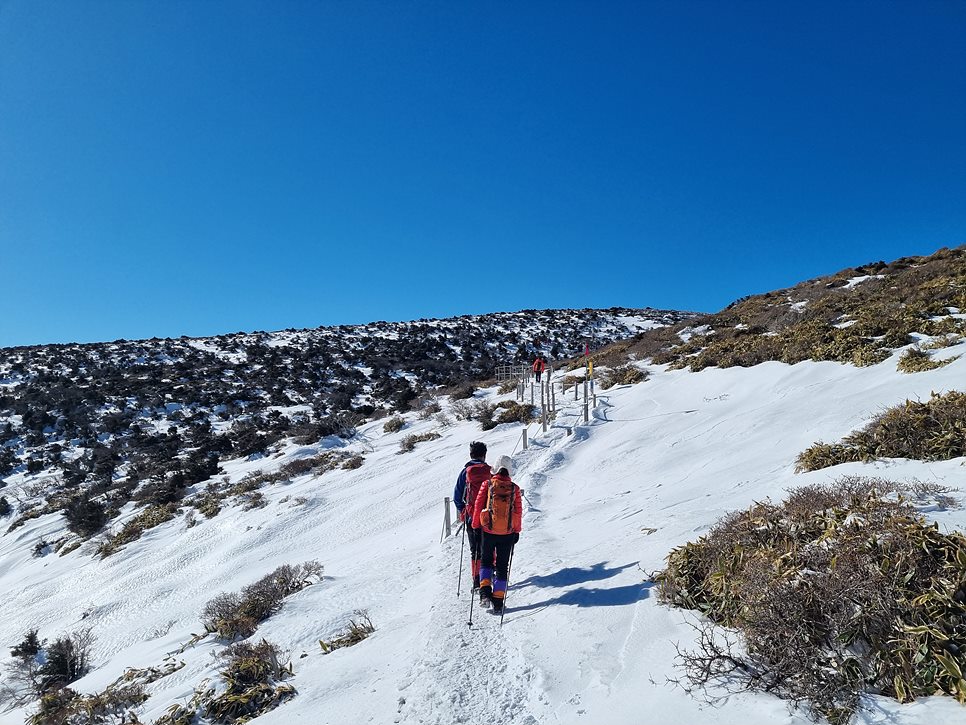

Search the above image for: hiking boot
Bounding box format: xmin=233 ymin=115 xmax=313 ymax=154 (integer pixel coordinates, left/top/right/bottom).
xmin=472 ymin=575 xmax=480 ymax=591
xmin=490 ymin=598 xmax=504 ymax=614
xmin=479 ymin=584 xmax=492 ymax=604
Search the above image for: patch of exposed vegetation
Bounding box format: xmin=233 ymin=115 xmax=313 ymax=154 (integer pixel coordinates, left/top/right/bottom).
xmin=796 ymin=391 xmax=966 ymax=472
xmin=896 ymin=347 xmax=959 ymax=373
xmin=319 ymin=611 xmax=376 ymax=654
xmin=26 ymin=659 xmax=185 ymax=725
xmin=383 ymin=416 xmax=405 ymax=433
xmin=201 ymin=561 xmax=323 ymax=640
xmin=157 ymin=640 xmax=295 ymax=725
xmin=474 ymin=401 xmax=537 ymax=431
xmin=656 ymin=476 xmax=965 ymax=724
xmin=600 ymin=364 xmax=649 ymax=389
xmin=398 ymin=431 xmax=442 ymax=453
xmin=97 ymin=503 xmax=177 ymax=557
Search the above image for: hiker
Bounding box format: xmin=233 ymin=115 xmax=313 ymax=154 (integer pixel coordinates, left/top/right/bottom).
xmin=472 ymin=454 xmax=522 ymax=614
xmin=453 ymin=441 xmax=491 ymax=590
xmin=532 ymin=356 xmax=546 ymax=383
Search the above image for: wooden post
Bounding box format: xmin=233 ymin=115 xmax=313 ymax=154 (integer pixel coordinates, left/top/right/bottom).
xmin=540 ymin=381 xmax=547 ymax=432
xmin=551 ymin=379 xmax=556 ymax=413
xmin=522 ymin=428 xmax=528 ymax=450
xmin=530 ymin=379 xmax=534 ymax=406
xmin=574 ymin=379 xmax=579 ymax=400
xmin=443 ymin=497 xmax=452 ymax=538
xmin=583 ymin=378 xmax=589 ymax=423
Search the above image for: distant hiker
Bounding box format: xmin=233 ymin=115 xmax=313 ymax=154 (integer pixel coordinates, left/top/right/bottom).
xmin=532 ymin=356 xmax=546 ymax=383
xmin=472 ymin=454 xmax=522 ymax=614
xmin=454 ymin=441 xmax=490 ymax=590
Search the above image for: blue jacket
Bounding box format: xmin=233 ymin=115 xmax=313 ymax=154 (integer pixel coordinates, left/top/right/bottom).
xmin=454 ymin=459 xmax=486 ymax=515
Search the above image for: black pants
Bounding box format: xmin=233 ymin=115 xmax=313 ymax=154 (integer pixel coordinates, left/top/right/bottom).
xmin=480 ymin=531 xmax=514 ymax=582
xmin=467 ymin=523 xmax=483 ymax=561
xmin=534 ymin=370 xmax=542 ymax=382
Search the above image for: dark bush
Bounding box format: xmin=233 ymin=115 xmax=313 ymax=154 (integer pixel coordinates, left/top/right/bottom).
xmin=656 ymin=476 xmax=965 ymax=724
xmin=62 ymin=496 xmax=107 ymax=538
xmin=0 ymin=495 xmax=10 ymax=516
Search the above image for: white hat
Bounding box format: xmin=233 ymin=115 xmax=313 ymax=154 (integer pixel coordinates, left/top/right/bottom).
xmin=492 ymin=455 xmax=513 ymax=477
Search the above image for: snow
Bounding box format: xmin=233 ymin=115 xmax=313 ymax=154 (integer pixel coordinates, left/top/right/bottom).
xmin=842 ymin=274 xmax=886 ymax=289
xmin=1 ymin=352 xmax=966 ymax=724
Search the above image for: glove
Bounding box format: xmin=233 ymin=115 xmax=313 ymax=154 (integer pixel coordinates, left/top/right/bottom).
xmin=511 ymin=533 xmax=519 ymax=544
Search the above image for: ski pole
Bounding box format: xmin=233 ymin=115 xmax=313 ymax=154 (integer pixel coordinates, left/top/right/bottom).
xmin=500 ymin=543 xmax=515 ymax=628
xmin=456 ymin=513 xmax=467 ymax=597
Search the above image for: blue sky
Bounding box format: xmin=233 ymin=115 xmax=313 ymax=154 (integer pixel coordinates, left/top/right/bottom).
xmin=1 ymin=1 xmax=964 ymax=347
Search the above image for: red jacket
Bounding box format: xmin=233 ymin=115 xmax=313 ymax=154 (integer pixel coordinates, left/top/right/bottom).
xmin=471 ymin=474 xmax=523 ymax=534
xmin=532 ymin=358 xmax=546 ymax=373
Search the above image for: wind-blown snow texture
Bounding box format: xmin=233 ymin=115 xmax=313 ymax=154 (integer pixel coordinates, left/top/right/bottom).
xmin=1 ymin=334 xmax=965 ymax=723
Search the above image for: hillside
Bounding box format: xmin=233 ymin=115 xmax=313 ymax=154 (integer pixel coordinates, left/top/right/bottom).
xmin=595 ymin=245 xmax=965 ymax=371
xmin=1 ymin=256 xmax=965 ymax=725
xmin=0 ymin=307 xmax=688 ymax=553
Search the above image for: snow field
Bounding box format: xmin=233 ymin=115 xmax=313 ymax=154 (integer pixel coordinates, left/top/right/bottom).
xmin=1 ymin=346 xmax=965 ymax=724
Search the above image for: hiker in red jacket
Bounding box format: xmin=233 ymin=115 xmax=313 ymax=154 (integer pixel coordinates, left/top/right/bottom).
xmin=532 ymin=356 xmax=546 ymax=383
xmin=472 ymin=455 xmax=523 ymax=614
xmin=453 ymin=441 xmax=490 ymax=590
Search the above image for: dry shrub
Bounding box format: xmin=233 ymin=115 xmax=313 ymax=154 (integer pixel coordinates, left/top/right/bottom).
xmin=383 ymin=416 xmax=405 ymax=433
xmin=897 ymin=347 xmax=959 ymax=373
xmin=797 ymin=391 xmax=966 ymax=472
xmin=202 ymin=561 xmax=324 ymax=640
xmin=319 ymin=611 xmax=375 ymax=654
xmin=600 ymin=364 xmax=649 ymax=389
xmin=498 ymin=379 xmax=519 ymax=395
xmin=450 ymin=399 xmax=474 ymax=421
xmin=398 ymin=431 xmax=441 ymax=453
xmin=656 ymin=476 xmax=965 ymax=724
xmin=97 ymin=504 xmax=177 ymax=558
xmin=341 ymin=454 xmax=364 ymax=470
xmin=474 ymin=401 xmax=535 ymax=431
xmin=157 ymin=640 xmax=294 ymax=725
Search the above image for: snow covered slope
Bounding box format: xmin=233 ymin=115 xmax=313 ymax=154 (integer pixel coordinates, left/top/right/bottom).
xmin=1 ymin=339 xmax=964 ymax=724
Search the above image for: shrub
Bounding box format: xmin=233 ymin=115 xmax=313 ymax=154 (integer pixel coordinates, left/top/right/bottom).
xmin=417 ymin=397 xmax=442 ymax=419
xmin=897 ymin=347 xmax=959 ymax=373
xmin=202 ymin=561 xmax=323 ymax=640
xmin=448 ymin=383 xmax=476 ymax=400
xmin=493 ymin=401 xmax=536 ymax=427
xmin=450 ymin=399 xmax=474 ymax=421
xmin=796 ymin=391 xmax=966 ymax=471
xmin=341 ymin=454 xmax=364 ymax=470
xmin=157 ymin=639 xmax=294 ymax=725
xmin=383 ymin=416 xmax=405 ymax=433
xmin=498 ymin=379 xmax=519 ymax=395
xmin=398 ymin=432 xmax=442 ymax=453
xmin=36 ymin=630 xmax=94 ymax=693
xmin=656 ymin=476 xmax=966 ymax=724
xmin=600 ymin=364 xmax=649 ymax=389
xmin=98 ymin=504 xmax=177 ymax=558
xmin=0 ymin=495 xmax=10 ymax=516
xmin=62 ymin=496 xmax=107 ymax=538
xmin=319 ymin=611 xmax=375 ymax=653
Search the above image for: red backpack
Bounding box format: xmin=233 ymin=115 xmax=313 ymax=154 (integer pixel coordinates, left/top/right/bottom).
xmin=462 ymin=463 xmax=491 ymax=520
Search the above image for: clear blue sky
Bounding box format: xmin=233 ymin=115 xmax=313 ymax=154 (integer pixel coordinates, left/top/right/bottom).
xmin=1 ymin=1 xmax=964 ymax=347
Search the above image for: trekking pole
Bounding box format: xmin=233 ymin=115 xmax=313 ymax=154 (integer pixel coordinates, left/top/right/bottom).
xmin=500 ymin=543 xmax=515 ymax=628
xmin=467 ymin=571 xmax=477 ymax=627
xmin=456 ymin=514 xmax=467 ymax=597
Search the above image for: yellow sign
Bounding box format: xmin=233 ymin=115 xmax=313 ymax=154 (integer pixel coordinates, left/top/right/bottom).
xmin=588 ymin=359 xmax=593 ymax=377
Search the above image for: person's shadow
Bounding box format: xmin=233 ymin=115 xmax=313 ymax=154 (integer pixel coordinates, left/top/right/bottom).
xmin=513 ymin=561 xmax=637 ymax=589
xmin=508 ymin=562 xmax=653 ymax=612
